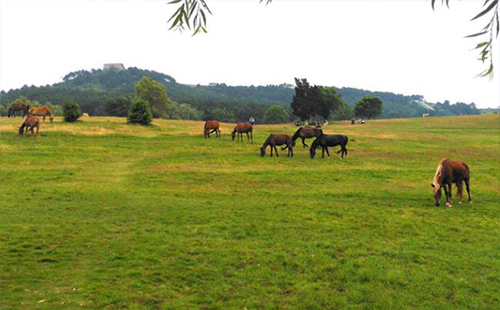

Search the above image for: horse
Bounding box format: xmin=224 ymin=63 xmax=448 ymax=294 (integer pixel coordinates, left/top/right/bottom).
xmin=232 ymin=122 xmax=253 ymax=142
xmin=260 ymin=134 xmax=294 ymax=157
xmin=292 ymin=127 xmax=323 ymax=148
xmin=310 ymin=134 xmax=349 ymax=159
xmin=204 ymin=120 xmax=220 ymax=138
xmin=8 ymin=102 xmax=30 ymax=118
xmin=431 ymin=158 xmax=471 ymax=207
xmin=28 ymin=106 xmax=54 ymax=123
xmin=18 ymin=116 xmax=40 ymax=136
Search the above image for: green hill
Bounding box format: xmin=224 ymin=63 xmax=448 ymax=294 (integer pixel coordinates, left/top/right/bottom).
xmin=0 ymin=67 xmax=480 ymax=120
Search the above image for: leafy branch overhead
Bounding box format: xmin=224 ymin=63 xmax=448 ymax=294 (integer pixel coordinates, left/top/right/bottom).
xmin=168 ymin=0 xmax=271 ymax=35
xmin=433 ymin=0 xmax=498 ymax=78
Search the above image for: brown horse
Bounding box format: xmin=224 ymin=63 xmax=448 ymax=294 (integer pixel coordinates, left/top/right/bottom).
xmin=204 ymin=120 xmax=220 ymax=138
xmin=432 ymin=158 xmax=471 ymax=207
xmin=232 ymin=122 xmax=253 ymax=142
xmin=260 ymin=134 xmax=294 ymax=157
xmin=28 ymin=106 xmax=54 ymax=123
xmin=292 ymin=127 xmax=323 ymax=148
xmin=18 ymin=116 xmax=40 ymax=136
xmin=8 ymin=102 xmax=30 ymax=118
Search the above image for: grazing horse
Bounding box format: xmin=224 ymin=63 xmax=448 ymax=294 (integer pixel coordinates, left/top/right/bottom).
xmin=432 ymin=158 xmax=471 ymax=207
xmin=232 ymin=122 xmax=253 ymax=142
xmin=18 ymin=116 xmax=40 ymax=136
xmin=8 ymin=103 xmax=30 ymax=118
xmin=292 ymin=127 xmax=323 ymax=148
xmin=204 ymin=120 xmax=220 ymax=138
xmin=310 ymin=134 xmax=349 ymax=159
xmin=260 ymin=134 xmax=294 ymax=157
xmin=28 ymin=106 xmax=54 ymax=123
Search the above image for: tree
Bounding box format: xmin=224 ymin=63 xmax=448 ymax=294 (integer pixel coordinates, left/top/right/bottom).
xmin=127 ymin=98 xmax=152 ymax=125
xmin=354 ymin=95 xmax=383 ymax=119
xmin=315 ymin=86 xmax=344 ymax=120
xmin=263 ymin=105 xmax=289 ymax=124
xmin=332 ymin=102 xmax=354 ymax=120
xmin=291 ymin=79 xmax=344 ymax=121
xmin=104 ymin=96 xmax=132 ymax=117
xmin=135 ymin=76 xmax=174 ymax=118
xmin=290 ymin=78 xmax=314 ymax=121
xmin=170 ymin=102 xmax=202 ymax=120
xmin=63 ymin=101 xmax=82 ymax=122
xmin=169 ymin=0 xmax=498 ymax=77
xmin=208 ymin=108 xmax=236 ymax=123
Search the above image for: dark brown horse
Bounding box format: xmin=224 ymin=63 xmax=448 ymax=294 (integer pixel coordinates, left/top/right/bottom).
xmin=432 ymin=158 xmax=471 ymax=207
xmin=28 ymin=106 xmax=54 ymax=123
xmin=310 ymin=134 xmax=349 ymax=159
xmin=260 ymin=134 xmax=294 ymax=157
xmin=292 ymin=127 xmax=323 ymax=148
xmin=18 ymin=116 xmax=40 ymax=136
xmin=232 ymin=122 xmax=253 ymax=142
xmin=204 ymin=120 xmax=220 ymax=138
xmin=8 ymin=102 xmax=30 ymax=118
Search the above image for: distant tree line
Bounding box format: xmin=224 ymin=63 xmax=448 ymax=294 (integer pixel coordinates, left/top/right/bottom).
xmin=0 ymin=67 xmax=481 ymax=122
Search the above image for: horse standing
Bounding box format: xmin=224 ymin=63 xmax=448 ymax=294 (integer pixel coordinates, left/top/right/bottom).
xmin=232 ymin=122 xmax=253 ymax=142
xmin=8 ymin=103 xmax=30 ymax=118
xmin=432 ymin=158 xmax=471 ymax=207
xmin=18 ymin=116 xmax=40 ymax=136
xmin=260 ymin=134 xmax=294 ymax=157
xmin=28 ymin=106 xmax=54 ymax=123
xmin=204 ymin=120 xmax=220 ymax=138
xmin=292 ymin=127 xmax=323 ymax=148
xmin=310 ymin=134 xmax=349 ymax=159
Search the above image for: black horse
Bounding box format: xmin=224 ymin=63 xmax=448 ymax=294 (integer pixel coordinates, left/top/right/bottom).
xmin=310 ymin=134 xmax=349 ymax=159
xmin=291 ymin=127 xmax=323 ymax=148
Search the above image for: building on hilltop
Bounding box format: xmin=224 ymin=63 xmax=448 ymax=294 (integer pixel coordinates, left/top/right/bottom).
xmin=103 ymin=63 xmax=125 ymax=71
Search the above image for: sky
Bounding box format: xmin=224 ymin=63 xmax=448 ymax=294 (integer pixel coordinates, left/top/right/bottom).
xmin=0 ymin=0 xmax=499 ymax=108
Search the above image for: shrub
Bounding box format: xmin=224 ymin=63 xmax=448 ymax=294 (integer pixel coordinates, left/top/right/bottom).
xmin=63 ymin=101 xmax=82 ymax=122
xmin=263 ymin=105 xmax=289 ymax=124
xmin=127 ymin=98 xmax=152 ymax=125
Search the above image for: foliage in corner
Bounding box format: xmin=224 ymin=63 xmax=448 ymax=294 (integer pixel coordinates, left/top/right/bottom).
xmin=168 ymin=0 xmax=271 ymax=35
xmin=433 ymin=0 xmax=499 ymax=78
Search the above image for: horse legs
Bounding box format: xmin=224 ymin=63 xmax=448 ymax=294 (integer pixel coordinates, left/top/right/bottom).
xmin=464 ymin=179 xmax=472 ymax=203
xmin=274 ymin=145 xmax=279 ymax=157
xmin=456 ymin=181 xmax=464 ymax=204
xmin=445 ymin=182 xmax=453 ymax=207
xmin=302 ymin=138 xmax=308 ymax=148
xmin=289 ymin=145 xmax=293 ymax=157
xmin=270 ymin=145 xmax=273 ymax=157
xmin=325 ymin=147 xmax=330 ymax=158
xmin=321 ymin=146 xmax=325 ymax=158
xmin=250 ymin=131 xmax=253 ymax=143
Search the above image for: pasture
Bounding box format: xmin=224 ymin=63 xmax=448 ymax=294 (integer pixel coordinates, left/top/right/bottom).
xmin=1 ymin=115 xmax=499 ymax=310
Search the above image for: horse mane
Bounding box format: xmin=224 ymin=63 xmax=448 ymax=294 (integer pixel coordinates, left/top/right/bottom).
xmin=292 ymin=127 xmax=303 ymax=141
xmin=310 ymin=134 xmax=323 ymax=150
xmin=432 ymin=158 xmax=448 ymax=188
xmin=262 ymin=134 xmax=273 ymax=147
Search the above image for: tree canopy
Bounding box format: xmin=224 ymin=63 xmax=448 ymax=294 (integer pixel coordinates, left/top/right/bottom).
xmin=354 ymin=95 xmax=383 ymax=119
xmin=135 ymin=76 xmax=174 ymax=118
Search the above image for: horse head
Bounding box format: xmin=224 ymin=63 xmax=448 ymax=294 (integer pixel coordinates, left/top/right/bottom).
xmin=309 ymin=145 xmax=316 ymax=158
xmin=231 ymin=131 xmax=236 ymax=141
xmin=431 ymin=183 xmax=442 ymax=206
xmin=18 ymin=125 xmax=25 ymax=135
xmin=260 ymin=147 xmax=266 ymax=157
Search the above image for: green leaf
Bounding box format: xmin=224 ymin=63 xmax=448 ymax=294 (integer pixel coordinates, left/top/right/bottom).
xmin=471 ymin=0 xmax=498 ymax=21
xmin=465 ymin=30 xmax=488 ymax=38
xmin=475 ymin=42 xmax=490 ymax=49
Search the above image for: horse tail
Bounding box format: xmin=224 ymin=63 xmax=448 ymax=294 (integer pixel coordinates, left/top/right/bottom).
xmin=292 ymin=127 xmax=302 ymax=141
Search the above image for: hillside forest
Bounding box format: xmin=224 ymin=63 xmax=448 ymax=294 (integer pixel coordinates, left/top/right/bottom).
xmin=0 ymin=67 xmax=481 ymax=123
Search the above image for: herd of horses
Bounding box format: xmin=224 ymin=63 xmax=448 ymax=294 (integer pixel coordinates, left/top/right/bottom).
xmin=8 ymin=104 xmax=55 ymax=136
xmin=204 ymin=120 xmax=472 ymax=208
xmin=5 ymin=107 xmax=473 ymax=207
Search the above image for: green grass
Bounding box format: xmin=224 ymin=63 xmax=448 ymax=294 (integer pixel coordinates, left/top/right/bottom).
xmin=1 ymin=115 xmax=499 ymax=310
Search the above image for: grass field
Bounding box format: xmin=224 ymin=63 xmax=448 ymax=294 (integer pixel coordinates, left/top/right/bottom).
xmin=1 ymin=115 xmax=499 ymax=310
